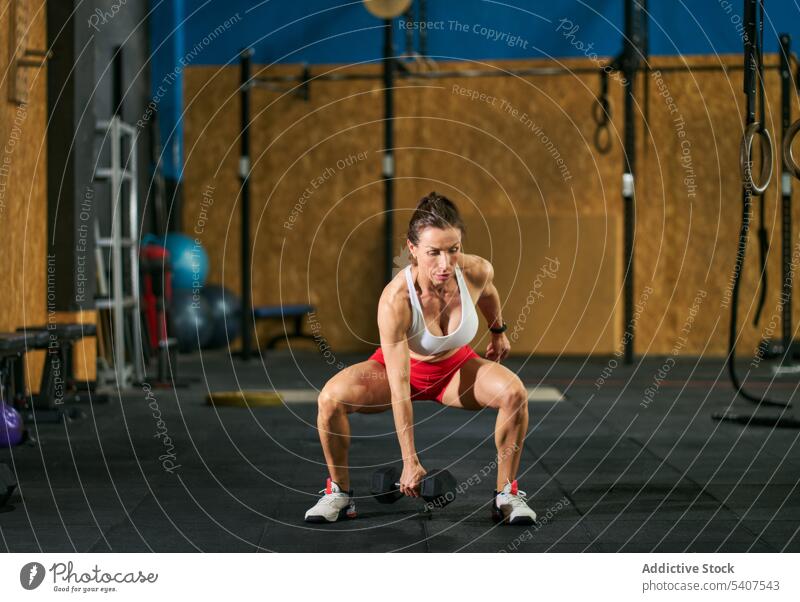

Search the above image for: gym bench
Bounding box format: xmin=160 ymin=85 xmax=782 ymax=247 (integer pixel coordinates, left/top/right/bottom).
xmin=253 ymin=304 xmax=326 ymax=350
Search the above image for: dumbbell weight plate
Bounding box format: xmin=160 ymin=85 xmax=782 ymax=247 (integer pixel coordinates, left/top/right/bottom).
xmin=420 ymin=469 xmax=457 ymax=507
xmin=370 ymin=466 xmax=403 ymax=504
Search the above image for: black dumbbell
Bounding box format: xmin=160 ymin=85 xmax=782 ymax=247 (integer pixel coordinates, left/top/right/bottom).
xmin=370 ymin=467 xmax=458 ymax=507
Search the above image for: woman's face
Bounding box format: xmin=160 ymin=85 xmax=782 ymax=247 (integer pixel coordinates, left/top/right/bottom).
xmin=409 ymin=226 xmax=462 ymax=285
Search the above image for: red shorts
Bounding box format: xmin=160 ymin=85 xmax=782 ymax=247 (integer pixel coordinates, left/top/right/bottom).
xmin=368 ymin=345 xmax=480 ymax=403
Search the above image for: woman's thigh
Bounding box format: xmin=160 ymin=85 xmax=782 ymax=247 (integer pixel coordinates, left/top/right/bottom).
xmin=320 ymin=360 xmax=393 ymax=414
xmin=438 ymin=357 xmax=525 ymax=411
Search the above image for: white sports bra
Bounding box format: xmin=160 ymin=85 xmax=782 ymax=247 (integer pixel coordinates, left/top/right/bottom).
xmin=404 ymin=264 xmax=479 ymax=356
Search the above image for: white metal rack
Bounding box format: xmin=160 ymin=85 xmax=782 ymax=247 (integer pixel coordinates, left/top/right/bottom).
xmin=94 ymin=116 xmax=144 ymax=388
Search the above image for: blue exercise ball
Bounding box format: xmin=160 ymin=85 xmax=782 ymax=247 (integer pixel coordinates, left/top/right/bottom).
xmin=0 ymin=402 xmax=23 ymax=447
xmin=201 ymin=285 xmax=242 ymax=349
xmin=169 ymin=289 xmax=214 ymax=353
xmin=164 ymin=233 xmax=209 ymax=290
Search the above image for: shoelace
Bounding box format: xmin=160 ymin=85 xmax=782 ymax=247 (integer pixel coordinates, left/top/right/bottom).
xmin=507 ymin=489 xmax=529 ymax=509
xmin=499 ymin=486 xmax=529 ymax=509
xmin=316 ymin=488 xmax=347 ymax=506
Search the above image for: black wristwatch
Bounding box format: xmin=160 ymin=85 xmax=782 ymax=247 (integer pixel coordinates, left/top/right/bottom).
xmin=489 ymin=321 xmax=507 ymax=334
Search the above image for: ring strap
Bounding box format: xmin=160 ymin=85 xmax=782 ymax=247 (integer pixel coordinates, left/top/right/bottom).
xmin=740 ymin=122 xmax=774 ymax=195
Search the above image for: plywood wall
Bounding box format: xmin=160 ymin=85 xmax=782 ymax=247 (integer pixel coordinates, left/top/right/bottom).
xmin=183 ymin=54 xmax=800 ymax=357
xmin=0 ymin=0 xmax=48 ymax=389
xmin=637 ymin=55 xmax=800 ymax=358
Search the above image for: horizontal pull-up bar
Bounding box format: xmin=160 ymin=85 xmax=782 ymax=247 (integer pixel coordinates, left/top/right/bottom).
xmin=244 ymin=53 xmax=799 ymax=92
xmin=248 ymin=64 xmax=604 ymax=86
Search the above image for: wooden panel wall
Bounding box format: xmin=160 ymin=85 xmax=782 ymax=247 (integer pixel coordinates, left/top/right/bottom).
xmin=0 ymin=0 xmax=48 ymax=388
xmin=183 ymin=54 xmax=800 ymax=357
xmin=638 ymin=55 xmax=800 ymax=357
xmin=463 ymin=215 xmax=621 ymax=355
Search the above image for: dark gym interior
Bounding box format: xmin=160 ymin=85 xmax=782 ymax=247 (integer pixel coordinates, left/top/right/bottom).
xmin=1 ymin=0 xmax=800 ymax=555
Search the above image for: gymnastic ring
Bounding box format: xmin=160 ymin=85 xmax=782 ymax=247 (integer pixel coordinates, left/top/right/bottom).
xmin=739 ymin=122 xmax=773 ymax=195
xmin=594 ymin=122 xmax=612 ymax=154
xmin=783 ymin=118 xmax=800 ymax=180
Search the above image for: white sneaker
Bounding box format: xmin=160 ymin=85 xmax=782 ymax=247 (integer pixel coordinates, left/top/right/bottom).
xmin=492 ymin=480 xmax=537 ymax=525
xmin=304 ymin=478 xmax=357 ymax=523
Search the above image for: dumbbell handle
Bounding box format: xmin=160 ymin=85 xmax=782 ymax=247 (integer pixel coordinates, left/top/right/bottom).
xmin=392 ymin=477 xmax=429 ymax=488
xmin=392 ymin=473 xmax=442 ymax=490
xmin=393 ymin=469 xmax=451 ymax=486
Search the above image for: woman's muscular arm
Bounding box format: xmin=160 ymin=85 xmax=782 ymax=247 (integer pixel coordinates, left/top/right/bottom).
xmin=377 ymin=288 xmax=427 ymax=496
